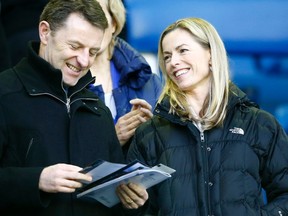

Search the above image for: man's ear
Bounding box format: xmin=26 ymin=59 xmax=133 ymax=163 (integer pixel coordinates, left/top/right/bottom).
xmin=39 ymin=21 xmax=51 ymax=45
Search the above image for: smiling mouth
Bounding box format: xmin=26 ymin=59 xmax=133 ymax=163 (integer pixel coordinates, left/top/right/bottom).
xmin=67 ymin=63 xmax=81 ymax=73
xmin=174 ymin=69 xmax=189 ymax=77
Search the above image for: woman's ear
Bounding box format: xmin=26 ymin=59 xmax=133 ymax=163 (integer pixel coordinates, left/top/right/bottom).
xmin=39 ymin=21 xmax=50 ymax=45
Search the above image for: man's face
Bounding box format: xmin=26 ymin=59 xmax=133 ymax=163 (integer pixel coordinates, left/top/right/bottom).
xmin=39 ymin=13 xmax=104 ymax=86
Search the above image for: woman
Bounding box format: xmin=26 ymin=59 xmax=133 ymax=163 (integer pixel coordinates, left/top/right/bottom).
xmin=127 ymin=17 xmax=288 ymax=215
xmin=89 ymin=0 xmax=162 ymax=149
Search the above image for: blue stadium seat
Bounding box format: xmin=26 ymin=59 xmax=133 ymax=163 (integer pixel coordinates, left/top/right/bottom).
xmin=125 ymin=0 xmax=288 ymax=55
xmin=230 ymin=55 xmax=288 ymax=113
xmin=125 ymin=0 xmax=288 ymax=115
xmin=274 ymin=104 xmax=288 ymax=133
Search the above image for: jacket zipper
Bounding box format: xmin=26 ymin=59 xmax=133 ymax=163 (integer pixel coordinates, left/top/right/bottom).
xmin=30 ymin=79 xmax=97 ymax=115
xmin=66 ymin=97 xmax=71 ymax=114
xmin=199 ymin=129 xmax=213 ymax=216
xmin=63 ymin=80 xmax=98 ymax=114
xmin=200 ymin=130 xmax=205 ymax=142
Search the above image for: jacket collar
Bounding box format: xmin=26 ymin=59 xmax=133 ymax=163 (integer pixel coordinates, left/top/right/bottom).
xmin=153 ymin=95 xmax=187 ymax=125
xmin=228 ymin=82 xmax=259 ymax=111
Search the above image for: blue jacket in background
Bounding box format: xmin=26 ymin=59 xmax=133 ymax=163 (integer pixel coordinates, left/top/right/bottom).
xmin=89 ymin=37 xmax=163 ymax=123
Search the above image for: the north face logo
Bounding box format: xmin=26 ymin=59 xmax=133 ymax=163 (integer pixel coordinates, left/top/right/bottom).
xmin=229 ymin=127 xmax=244 ymax=135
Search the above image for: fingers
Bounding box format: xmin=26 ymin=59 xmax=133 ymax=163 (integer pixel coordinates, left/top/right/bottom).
xmin=52 ymin=179 xmax=83 ymax=193
xmin=137 ymin=108 xmax=153 ymax=121
xmin=130 ymin=99 xmax=152 ymax=111
xmin=115 ymin=99 xmax=154 ymax=145
xmin=131 ymin=99 xmax=153 ymax=121
xmin=116 ymin=183 xmax=148 ymax=209
xmin=39 ymin=164 xmax=92 ymax=193
xmin=115 ymin=119 xmax=137 ymax=146
xmin=115 ymin=111 xmax=147 ymax=145
xmin=118 ymin=108 xmax=152 ymax=128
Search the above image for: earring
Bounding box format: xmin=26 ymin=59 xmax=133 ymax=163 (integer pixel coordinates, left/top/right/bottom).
xmin=209 ymin=58 xmax=212 ymax=72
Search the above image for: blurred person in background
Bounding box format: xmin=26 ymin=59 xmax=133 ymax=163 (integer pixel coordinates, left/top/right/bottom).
xmin=127 ymin=17 xmax=288 ymax=215
xmin=88 ymin=0 xmax=162 ymax=154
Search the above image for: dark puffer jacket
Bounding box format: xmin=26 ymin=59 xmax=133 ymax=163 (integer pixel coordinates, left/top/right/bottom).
xmin=128 ymin=84 xmax=288 ymax=216
xmin=0 ymin=42 xmax=135 ymax=216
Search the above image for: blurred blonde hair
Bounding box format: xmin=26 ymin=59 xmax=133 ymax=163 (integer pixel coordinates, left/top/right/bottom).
xmin=101 ymin=0 xmax=126 ymax=59
xmin=157 ymin=17 xmax=230 ymax=130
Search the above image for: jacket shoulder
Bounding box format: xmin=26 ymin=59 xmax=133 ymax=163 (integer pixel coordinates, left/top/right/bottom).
xmin=0 ymin=68 xmax=22 ymax=96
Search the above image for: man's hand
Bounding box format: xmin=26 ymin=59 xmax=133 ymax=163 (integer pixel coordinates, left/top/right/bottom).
xmin=115 ymin=99 xmax=153 ymax=146
xmin=116 ymin=183 xmax=148 ymax=209
xmin=39 ymin=164 xmax=92 ymax=193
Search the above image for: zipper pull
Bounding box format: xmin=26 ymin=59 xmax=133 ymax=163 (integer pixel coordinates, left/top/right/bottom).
xmin=66 ymin=98 xmax=71 ymax=114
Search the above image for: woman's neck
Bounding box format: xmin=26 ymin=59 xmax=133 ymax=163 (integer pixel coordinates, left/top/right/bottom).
xmin=90 ymin=50 xmax=113 ymax=93
xmin=186 ymin=82 xmax=211 ymax=119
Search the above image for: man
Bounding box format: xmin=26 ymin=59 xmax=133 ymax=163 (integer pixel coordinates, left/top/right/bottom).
xmin=0 ymin=0 xmax=147 ymax=215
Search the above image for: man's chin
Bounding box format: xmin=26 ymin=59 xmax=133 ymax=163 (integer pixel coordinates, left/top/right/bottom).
xmin=63 ymin=79 xmax=78 ymax=87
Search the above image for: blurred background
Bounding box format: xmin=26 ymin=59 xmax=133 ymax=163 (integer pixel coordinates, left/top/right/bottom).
xmin=123 ymin=0 xmax=288 ymax=132
xmin=0 ymin=0 xmax=48 ymax=70
xmin=1 ymin=0 xmax=288 ymax=131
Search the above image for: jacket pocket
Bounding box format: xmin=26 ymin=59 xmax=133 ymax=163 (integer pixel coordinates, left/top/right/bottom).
xmin=25 ymin=138 xmax=34 ymax=159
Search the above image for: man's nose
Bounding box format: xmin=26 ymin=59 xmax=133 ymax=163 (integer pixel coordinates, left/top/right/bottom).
xmin=77 ymin=49 xmax=90 ymax=68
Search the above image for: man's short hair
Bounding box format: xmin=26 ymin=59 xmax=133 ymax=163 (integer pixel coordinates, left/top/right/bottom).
xmin=40 ymin=0 xmax=108 ymax=34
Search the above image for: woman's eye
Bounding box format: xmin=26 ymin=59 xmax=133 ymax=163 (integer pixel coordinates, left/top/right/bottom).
xmin=163 ymin=56 xmax=171 ymax=62
xmin=180 ymin=48 xmax=188 ymax=53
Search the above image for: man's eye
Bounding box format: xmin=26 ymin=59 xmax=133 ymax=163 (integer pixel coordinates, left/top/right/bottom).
xmin=89 ymin=49 xmax=99 ymax=57
xmin=70 ymin=44 xmax=78 ymax=50
xmin=89 ymin=52 xmax=97 ymax=57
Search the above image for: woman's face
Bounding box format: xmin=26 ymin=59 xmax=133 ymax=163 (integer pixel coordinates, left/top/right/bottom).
xmin=162 ymin=28 xmax=211 ymax=93
xmin=97 ymin=0 xmax=116 ymax=53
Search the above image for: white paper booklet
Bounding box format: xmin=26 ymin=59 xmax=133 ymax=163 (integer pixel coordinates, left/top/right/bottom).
xmin=76 ymin=160 xmax=175 ymax=207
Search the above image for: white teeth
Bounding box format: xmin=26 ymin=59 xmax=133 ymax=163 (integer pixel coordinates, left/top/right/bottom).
xmin=175 ymin=69 xmax=188 ymax=77
xmin=67 ymin=64 xmax=80 ymax=72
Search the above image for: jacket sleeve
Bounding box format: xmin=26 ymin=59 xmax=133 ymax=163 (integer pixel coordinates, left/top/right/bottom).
xmin=261 ymin=114 xmax=288 ymax=215
xmin=126 ymin=121 xmax=160 ymax=215
xmin=127 ymin=131 xmax=146 ymax=164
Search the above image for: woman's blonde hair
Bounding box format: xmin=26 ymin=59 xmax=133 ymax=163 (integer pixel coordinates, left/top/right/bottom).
xmin=157 ymin=17 xmax=230 ymax=130
xmin=102 ymin=0 xmax=126 ymax=59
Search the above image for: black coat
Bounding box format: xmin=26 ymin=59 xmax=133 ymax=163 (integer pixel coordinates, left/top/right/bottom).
xmin=128 ymin=84 xmax=288 ymax=216
xmin=0 ymin=42 xmax=127 ymax=216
